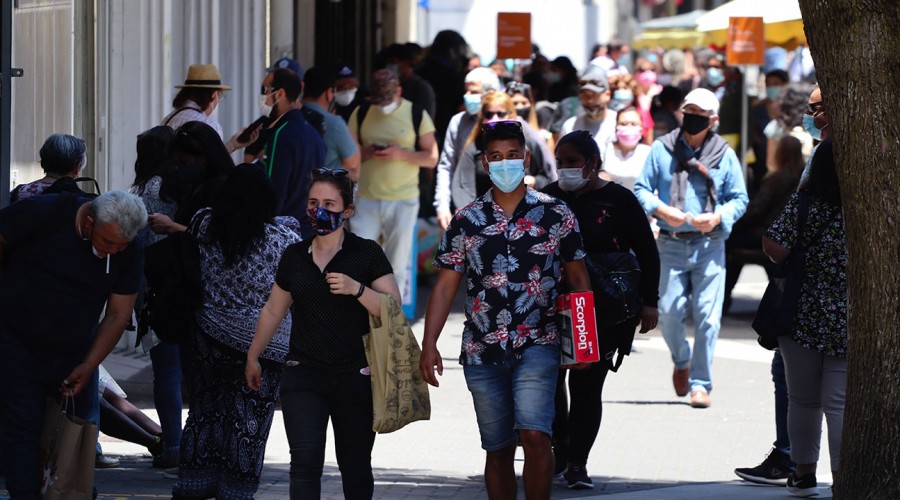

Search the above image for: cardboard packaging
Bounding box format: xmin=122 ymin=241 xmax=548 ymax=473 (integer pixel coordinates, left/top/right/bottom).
xmin=557 ymin=292 xmax=600 ymax=364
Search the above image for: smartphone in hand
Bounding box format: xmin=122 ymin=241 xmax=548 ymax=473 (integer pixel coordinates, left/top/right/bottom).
xmin=237 ymin=116 xmax=269 ymax=143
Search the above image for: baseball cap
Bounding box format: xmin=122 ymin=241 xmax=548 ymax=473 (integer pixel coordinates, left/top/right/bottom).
xmin=336 ymin=63 xmax=356 ymax=79
xmin=579 ymin=66 xmax=609 ymax=93
xmin=369 ymin=69 xmax=400 ymax=105
xmin=268 ymin=57 xmax=304 ymax=80
xmin=682 ymin=88 xmax=720 ymax=116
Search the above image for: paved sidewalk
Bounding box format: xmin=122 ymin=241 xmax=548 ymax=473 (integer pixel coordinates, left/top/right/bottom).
xmin=3 ymin=265 xmax=834 ymax=499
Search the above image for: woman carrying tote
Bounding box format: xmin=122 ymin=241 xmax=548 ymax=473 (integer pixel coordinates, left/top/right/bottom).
xmin=762 ymin=137 xmax=846 ymax=497
xmin=246 ymin=168 xmax=400 ymax=499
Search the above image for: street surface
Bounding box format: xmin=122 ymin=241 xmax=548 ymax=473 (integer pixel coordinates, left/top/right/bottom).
xmin=2 ymin=264 xmax=834 ymax=499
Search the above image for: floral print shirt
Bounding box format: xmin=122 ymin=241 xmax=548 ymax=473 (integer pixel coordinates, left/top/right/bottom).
xmin=766 ymin=192 xmax=848 ymax=356
xmin=434 ymin=188 xmax=585 ymax=365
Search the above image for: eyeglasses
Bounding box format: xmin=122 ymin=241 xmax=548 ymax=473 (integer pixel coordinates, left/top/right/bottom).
xmin=313 ymin=168 xmax=349 ymax=178
xmin=806 ymin=101 xmax=824 ymax=114
xmin=481 ymin=120 xmax=523 ymax=133
xmin=483 ymin=110 xmax=509 ymax=119
xmin=260 ymin=85 xmax=277 ymax=95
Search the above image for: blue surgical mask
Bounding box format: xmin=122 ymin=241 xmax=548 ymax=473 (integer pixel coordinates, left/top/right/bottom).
xmin=463 ymin=94 xmax=482 ymax=115
xmin=488 ymin=158 xmax=526 ymax=193
xmin=802 ymin=113 xmax=823 ymax=141
xmin=610 ymin=89 xmax=634 ymax=111
xmin=706 ymin=67 xmax=725 ymax=86
xmin=766 ymin=86 xmax=782 ymax=101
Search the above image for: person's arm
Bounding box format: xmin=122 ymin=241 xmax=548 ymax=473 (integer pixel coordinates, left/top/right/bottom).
xmin=763 ymin=236 xmax=791 ymax=264
xmin=707 ymin=150 xmax=749 ymax=237
xmin=246 ymin=284 xmax=293 ymax=391
xmin=61 ymin=293 xmax=137 ymax=397
xmin=334 ymin=118 xmax=361 ymax=180
xmin=562 ymin=259 xmax=590 ymax=292
xmin=435 ymin=116 xmax=461 ymax=229
xmin=341 ymin=149 xmax=362 ymax=182
xmin=419 ymin=269 xmax=463 ymax=387
xmin=376 ymin=132 xmax=438 ymax=167
xmin=324 ymin=271 xmax=401 ymax=317
xmin=635 ymin=142 xmax=687 ymax=228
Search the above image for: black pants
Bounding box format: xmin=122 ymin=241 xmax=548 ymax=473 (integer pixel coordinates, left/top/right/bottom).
xmin=280 ymin=363 xmax=376 ymax=499
xmin=553 ymin=362 xmax=611 ymax=467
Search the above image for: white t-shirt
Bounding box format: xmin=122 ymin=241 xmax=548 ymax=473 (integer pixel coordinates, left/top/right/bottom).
xmin=560 ymin=111 xmax=618 ymax=158
xmin=601 ymin=142 xmax=651 ymax=192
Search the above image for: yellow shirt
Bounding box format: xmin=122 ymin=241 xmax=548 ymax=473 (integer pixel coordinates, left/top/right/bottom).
xmin=349 ymin=99 xmax=436 ymax=201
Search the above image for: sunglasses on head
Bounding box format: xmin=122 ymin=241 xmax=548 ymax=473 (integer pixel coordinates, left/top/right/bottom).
xmin=483 ymin=110 xmax=509 ymax=119
xmin=313 ymin=168 xmax=349 ymax=178
xmin=807 ymin=101 xmax=824 ymax=114
xmin=505 ymin=82 xmax=531 ymax=94
xmin=481 ymin=120 xmax=523 ymax=133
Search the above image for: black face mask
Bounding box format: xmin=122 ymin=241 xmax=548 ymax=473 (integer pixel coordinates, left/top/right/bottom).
xmin=515 ymin=106 xmax=532 ymax=118
xmin=682 ymin=113 xmax=711 ymax=135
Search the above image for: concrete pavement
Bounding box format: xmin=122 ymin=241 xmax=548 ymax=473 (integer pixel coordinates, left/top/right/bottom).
xmin=3 ymin=264 xmax=834 ymax=499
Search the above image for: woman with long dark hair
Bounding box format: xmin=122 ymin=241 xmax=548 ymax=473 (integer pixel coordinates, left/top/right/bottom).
xmin=172 ymin=164 xmax=301 ymax=498
xmin=763 ymin=138 xmax=846 ymax=496
xmin=247 ymin=169 xmax=400 ymax=498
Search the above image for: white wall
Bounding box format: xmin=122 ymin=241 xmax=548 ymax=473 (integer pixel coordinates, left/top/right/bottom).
xmin=421 ymin=0 xmax=621 ymax=71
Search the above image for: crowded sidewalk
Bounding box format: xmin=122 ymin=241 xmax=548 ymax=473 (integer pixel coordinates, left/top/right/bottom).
xmin=12 ymin=264 xmax=832 ymax=499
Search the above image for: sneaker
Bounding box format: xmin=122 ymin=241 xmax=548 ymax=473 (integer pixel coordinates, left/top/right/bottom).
xmin=734 ymin=448 xmax=794 ymax=485
xmin=672 ymin=367 xmax=690 ymax=397
xmin=786 ymin=472 xmax=819 ymax=497
xmin=94 ymin=454 xmax=120 ymax=469
xmin=564 ymin=465 xmax=594 ymax=490
xmin=553 ymin=459 xmax=567 ymax=480
xmin=163 ymin=466 xmax=179 ymax=479
xmin=690 ymin=390 xmax=711 ymax=409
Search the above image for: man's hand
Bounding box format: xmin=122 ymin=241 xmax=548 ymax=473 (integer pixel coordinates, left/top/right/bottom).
xmin=60 ymin=363 xmax=95 ymax=397
xmin=654 ymin=205 xmax=687 ymax=227
xmin=524 ymin=175 xmax=536 ymax=188
xmin=437 ymin=211 xmax=453 ymax=231
xmin=372 ymin=145 xmax=405 ymax=162
xmin=690 ymin=213 xmax=721 ymax=233
xmin=148 ymin=213 xmax=185 ymax=234
xmin=226 ymin=127 xmax=259 ymax=153
xmin=419 ymin=345 xmax=444 ymax=387
xmin=637 ymin=306 xmax=659 ymax=334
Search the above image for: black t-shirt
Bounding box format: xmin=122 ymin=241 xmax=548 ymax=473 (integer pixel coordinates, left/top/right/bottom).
xmin=275 ymin=230 xmax=393 ymax=373
xmin=542 ymin=181 xmax=660 ymax=308
xmin=0 ymin=194 xmax=143 ymax=353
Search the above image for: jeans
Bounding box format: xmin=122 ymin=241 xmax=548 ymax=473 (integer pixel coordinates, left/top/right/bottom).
xmin=772 ymin=350 xmax=791 ymax=455
xmin=150 ymin=340 xmax=184 ymax=463
xmin=352 ymin=197 xmax=418 ymax=303
xmin=657 ymin=234 xmax=725 ymax=394
xmin=280 ymin=364 xmax=375 ymax=500
xmin=778 ymin=336 xmax=846 ymax=469
xmin=463 ymin=345 xmax=560 ymax=451
xmin=0 ymin=330 xmax=99 ymax=499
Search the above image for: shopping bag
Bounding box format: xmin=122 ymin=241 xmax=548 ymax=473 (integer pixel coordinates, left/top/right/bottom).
xmin=40 ymin=396 xmax=97 ymax=500
xmin=363 ymin=293 xmax=431 ymax=433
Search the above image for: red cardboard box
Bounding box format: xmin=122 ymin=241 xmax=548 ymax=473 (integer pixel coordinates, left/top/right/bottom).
xmin=557 ymin=292 xmax=600 ymax=364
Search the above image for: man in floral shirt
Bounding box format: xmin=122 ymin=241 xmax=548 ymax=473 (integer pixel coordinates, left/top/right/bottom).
xmin=420 ymin=121 xmax=590 ymax=500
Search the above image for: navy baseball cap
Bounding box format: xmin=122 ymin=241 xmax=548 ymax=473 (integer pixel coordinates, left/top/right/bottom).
xmin=268 ymin=57 xmax=304 ymax=79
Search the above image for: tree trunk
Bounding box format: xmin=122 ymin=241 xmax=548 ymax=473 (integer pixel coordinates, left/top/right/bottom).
xmin=798 ymin=1 xmax=900 ymax=498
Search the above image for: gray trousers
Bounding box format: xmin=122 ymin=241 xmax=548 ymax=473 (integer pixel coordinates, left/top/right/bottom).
xmin=778 ymin=335 xmax=847 ymax=470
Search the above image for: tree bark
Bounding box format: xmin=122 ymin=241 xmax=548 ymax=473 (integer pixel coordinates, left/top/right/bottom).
xmin=798 ymin=1 xmax=900 ymax=498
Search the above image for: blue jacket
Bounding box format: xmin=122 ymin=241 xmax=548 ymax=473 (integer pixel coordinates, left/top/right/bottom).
xmin=634 ymin=130 xmax=748 ymax=239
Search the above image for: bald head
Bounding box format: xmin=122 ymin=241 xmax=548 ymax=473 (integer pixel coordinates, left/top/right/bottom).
xmin=808 ymin=87 xmax=830 ymax=140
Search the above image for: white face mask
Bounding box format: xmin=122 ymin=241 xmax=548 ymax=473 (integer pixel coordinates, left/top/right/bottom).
xmin=258 ymin=94 xmax=275 ymax=117
xmin=557 ymin=167 xmax=589 ymax=192
xmin=380 ymin=100 xmax=400 ymax=115
xmin=335 ymin=88 xmax=357 ymax=107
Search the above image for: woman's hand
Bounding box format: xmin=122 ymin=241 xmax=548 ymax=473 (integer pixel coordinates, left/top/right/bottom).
xmin=245 ymin=357 xmax=262 ymax=391
xmin=325 ymin=272 xmax=361 ymax=296
xmin=437 ymin=211 xmax=453 ymax=230
xmin=637 ymin=306 xmax=659 ymax=334
xmin=148 ymin=213 xmax=184 ymax=234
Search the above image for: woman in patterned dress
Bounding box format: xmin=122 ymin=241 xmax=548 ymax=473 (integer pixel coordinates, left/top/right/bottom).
xmin=763 ymin=137 xmax=846 ymax=496
xmin=172 ymin=164 xmax=301 ymax=499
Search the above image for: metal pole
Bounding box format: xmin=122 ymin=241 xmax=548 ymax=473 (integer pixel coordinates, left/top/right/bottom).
xmin=1 ymin=0 xmax=13 ymax=208
xmin=740 ymin=64 xmax=749 ymax=187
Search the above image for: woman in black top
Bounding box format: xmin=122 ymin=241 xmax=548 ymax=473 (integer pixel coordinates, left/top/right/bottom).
xmin=246 ymin=169 xmax=400 ymax=499
xmin=542 ymin=130 xmax=660 ymax=489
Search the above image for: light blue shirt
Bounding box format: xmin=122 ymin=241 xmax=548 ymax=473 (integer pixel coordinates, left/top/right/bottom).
xmin=304 ymin=101 xmax=358 ymax=170
xmin=634 ymin=136 xmax=748 ymax=239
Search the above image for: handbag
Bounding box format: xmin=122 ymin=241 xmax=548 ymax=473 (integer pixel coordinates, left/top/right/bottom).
xmin=584 ymin=251 xmax=643 ymax=327
xmin=40 ymin=396 xmax=98 ymax=500
xmin=363 ymin=293 xmax=431 ymax=434
xmin=752 ymin=194 xmax=809 ymax=350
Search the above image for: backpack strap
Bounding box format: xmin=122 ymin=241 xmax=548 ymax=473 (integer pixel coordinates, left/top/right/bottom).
xmin=411 ymin=102 xmax=423 ymax=150
xmin=356 ymin=101 xmax=424 ymax=150
xmin=162 ymin=106 xmax=203 ymax=127
xmin=356 ymin=103 xmax=370 ymax=145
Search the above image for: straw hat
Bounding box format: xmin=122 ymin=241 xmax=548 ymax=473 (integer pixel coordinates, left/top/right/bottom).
xmin=175 ymin=64 xmax=232 ymax=90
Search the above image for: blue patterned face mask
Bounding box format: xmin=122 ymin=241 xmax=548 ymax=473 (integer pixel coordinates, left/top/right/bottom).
xmin=307 ymin=206 xmax=345 ymax=236
xmin=488 ymin=158 xmax=526 ymax=193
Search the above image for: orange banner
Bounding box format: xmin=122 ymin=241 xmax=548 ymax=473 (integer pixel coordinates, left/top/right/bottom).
xmin=726 ymin=17 xmax=765 ymax=66
xmin=496 ymin=13 xmax=531 ymax=60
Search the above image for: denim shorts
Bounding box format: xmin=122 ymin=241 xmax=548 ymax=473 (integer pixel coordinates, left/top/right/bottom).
xmin=463 ymin=345 xmax=560 ymax=451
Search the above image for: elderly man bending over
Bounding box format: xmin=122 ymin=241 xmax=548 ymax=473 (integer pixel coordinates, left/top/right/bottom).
xmin=0 ymin=190 xmax=147 ymax=498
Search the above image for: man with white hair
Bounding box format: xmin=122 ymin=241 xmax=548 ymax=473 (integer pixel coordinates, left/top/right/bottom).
xmin=634 ymin=88 xmax=748 ymax=409
xmin=0 ymin=190 xmax=147 ymax=496
xmin=434 ymin=66 xmax=502 ymax=229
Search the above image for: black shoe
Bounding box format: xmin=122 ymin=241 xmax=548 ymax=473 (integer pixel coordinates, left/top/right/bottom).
xmin=564 ymin=465 xmax=593 ymax=490
xmin=786 ymin=472 xmax=819 ymax=497
xmin=553 ymin=459 xmax=567 ymax=480
xmin=734 ymin=448 xmax=794 ymax=485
